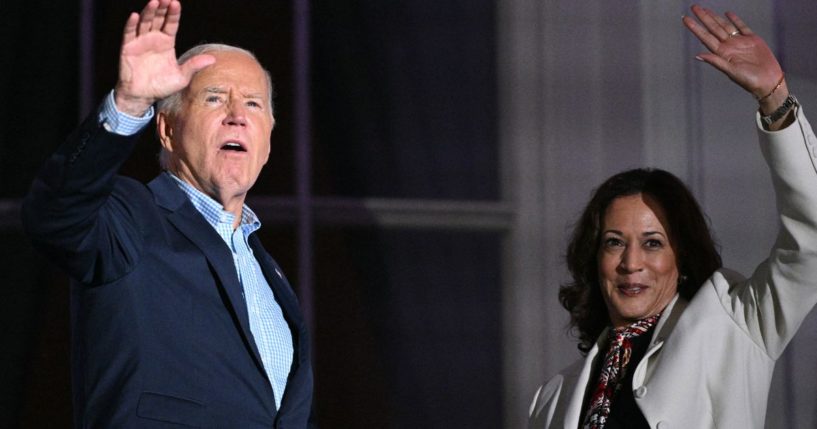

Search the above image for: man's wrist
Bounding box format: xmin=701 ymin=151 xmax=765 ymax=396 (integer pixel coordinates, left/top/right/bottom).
xmin=113 ymin=86 xmax=156 ymax=117
xmin=99 ymin=90 xmax=154 ymax=136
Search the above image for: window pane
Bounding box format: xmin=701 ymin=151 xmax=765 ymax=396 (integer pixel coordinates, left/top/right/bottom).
xmin=311 ymin=1 xmax=499 ymax=200
xmin=0 ymin=232 xmax=71 ymax=427
xmin=1 ymin=2 xmax=79 ymax=198
xmin=314 ymin=227 xmax=503 ymax=427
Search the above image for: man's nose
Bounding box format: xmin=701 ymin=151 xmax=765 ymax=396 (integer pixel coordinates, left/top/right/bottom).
xmin=223 ymin=99 xmax=248 ymax=127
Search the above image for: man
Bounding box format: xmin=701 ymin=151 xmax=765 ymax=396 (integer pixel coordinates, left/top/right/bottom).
xmin=22 ymin=0 xmax=314 ymax=427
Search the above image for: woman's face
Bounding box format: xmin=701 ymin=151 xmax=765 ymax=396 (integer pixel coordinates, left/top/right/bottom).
xmin=597 ymin=193 xmax=679 ymax=328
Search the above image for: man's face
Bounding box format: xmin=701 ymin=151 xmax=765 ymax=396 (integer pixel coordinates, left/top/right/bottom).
xmin=160 ymin=50 xmax=274 ymax=209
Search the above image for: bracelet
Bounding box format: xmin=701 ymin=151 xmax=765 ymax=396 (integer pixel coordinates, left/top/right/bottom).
xmin=756 ymin=74 xmax=785 ymax=101
xmin=761 ymin=94 xmax=797 ymax=126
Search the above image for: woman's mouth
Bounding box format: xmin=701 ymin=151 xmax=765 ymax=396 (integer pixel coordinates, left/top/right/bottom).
xmin=617 ymin=283 xmax=647 ymax=296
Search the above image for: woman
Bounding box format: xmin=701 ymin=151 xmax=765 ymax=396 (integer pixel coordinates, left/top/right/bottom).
xmin=529 ymin=6 xmax=817 ymax=429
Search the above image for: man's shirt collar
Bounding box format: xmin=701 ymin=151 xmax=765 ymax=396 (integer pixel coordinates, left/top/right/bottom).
xmin=168 ymin=172 xmax=261 ymax=235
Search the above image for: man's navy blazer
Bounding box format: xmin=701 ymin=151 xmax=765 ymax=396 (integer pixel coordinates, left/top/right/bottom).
xmin=22 ymin=114 xmax=315 ymax=428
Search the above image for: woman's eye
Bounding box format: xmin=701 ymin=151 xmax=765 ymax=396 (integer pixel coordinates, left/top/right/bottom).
xmin=604 ymin=238 xmax=624 ymax=248
xmin=645 ymin=239 xmax=663 ymax=249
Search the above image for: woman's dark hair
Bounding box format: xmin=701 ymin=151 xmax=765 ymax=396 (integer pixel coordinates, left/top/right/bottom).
xmin=560 ymin=168 xmax=722 ymax=353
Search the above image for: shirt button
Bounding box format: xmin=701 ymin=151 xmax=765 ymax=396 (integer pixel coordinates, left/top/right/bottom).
xmin=656 ymin=421 xmax=668 ymax=429
xmin=634 ymin=386 xmax=647 ymax=398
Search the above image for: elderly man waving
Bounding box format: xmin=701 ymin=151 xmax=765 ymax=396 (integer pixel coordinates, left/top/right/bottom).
xmin=23 ymin=1 xmax=315 ymax=427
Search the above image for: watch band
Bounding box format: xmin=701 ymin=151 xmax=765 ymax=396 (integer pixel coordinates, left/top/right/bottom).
xmin=761 ymin=94 xmax=798 ymax=126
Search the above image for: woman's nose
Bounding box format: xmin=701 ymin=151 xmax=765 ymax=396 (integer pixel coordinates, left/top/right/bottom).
xmin=618 ymin=246 xmax=644 ymax=273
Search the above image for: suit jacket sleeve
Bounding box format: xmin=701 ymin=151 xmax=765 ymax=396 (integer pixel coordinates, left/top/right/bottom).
xmin=22 ymin=112 xmax=147 ymax=285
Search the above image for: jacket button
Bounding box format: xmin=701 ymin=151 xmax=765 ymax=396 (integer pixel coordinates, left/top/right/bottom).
xmin=634 ymin=386 xmax=647 ymax=398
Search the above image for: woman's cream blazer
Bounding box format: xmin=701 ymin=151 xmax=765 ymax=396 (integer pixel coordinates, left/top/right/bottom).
xmin=529 ymin=106 xmax=817 ymax=429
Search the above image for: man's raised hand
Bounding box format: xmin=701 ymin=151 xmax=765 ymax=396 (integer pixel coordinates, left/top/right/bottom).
xmin=115 ymin=0 xmax=215 ymax=116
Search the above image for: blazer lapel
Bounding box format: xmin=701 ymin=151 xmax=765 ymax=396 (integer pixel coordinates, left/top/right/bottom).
xmin=248 ymin=234 xmax=303 ymax=329
xmin=248 ymin=234 xmax=312 ymax=412
xmin=564 ymin=330 xmax=607 ymax=428
xmin=632 ymin=294 xmax=688 ymax=387
xmin=148 ymin=174 xmax=266 ymax=373
xmin=248 ymin=235 xmax=304 ymax=366
xmin=565 ymin=296 xmax=689 ymax=427
xmin=651 ymin=294 xmax=687 ymax=345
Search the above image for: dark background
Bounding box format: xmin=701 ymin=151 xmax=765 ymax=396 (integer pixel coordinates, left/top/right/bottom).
xmin=0 ymin=1 xmax=501 ymax=428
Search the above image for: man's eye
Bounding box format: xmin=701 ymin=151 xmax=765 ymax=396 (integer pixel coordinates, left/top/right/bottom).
xmin=205 ymin=95 xmax=223 ymax=103
xmin=246 ymin=100 xmax=261 ymax=108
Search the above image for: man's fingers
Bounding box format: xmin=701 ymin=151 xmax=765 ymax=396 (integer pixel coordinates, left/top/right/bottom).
xmin=726 ymin=12 xmax=754 ymax=36
xmin=152 ymin=0 xmax=171 ymax=34
xmin=179 ymin=54 xmax=217 ymax=80
xmin=124 ymin=0 xmax=180 ymax=43
xmin=161 ymin=1 xmax=182 ymax=36
xmin=138 ymin=0 xmax=159 ymax=36
xmin=122 ymin=12 xmax=139 ymax=45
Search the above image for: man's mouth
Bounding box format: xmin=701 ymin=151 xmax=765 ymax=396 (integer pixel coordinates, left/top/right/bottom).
xmin=220 ymin=141 xmax=247 ymax=152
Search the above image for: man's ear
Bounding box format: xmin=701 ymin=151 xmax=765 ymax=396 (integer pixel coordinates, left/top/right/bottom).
xmin=156 ymin=111 xmax=174 ymax=152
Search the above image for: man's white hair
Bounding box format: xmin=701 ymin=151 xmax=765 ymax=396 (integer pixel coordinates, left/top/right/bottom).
xmin=157 ymin=44 xmax=274 ymax=170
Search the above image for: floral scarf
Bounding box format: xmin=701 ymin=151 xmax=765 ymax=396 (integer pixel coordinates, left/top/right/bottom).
xmin=582 ymin=313 xmax=661 ymax=429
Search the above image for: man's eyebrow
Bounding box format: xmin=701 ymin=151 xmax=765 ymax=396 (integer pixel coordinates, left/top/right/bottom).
xmin=203 ymin=87 xmax=228 ymax=94
xmin=202 ymin=87 xmax=265 ymax=99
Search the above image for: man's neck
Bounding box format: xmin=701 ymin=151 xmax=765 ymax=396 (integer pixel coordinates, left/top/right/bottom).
xmin=167 ymin=171 xmax=246 ymax=230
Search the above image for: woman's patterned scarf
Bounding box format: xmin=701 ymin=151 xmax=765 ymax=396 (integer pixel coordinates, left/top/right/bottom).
xmin=582 ymin=313 xmax=661 ymax=429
